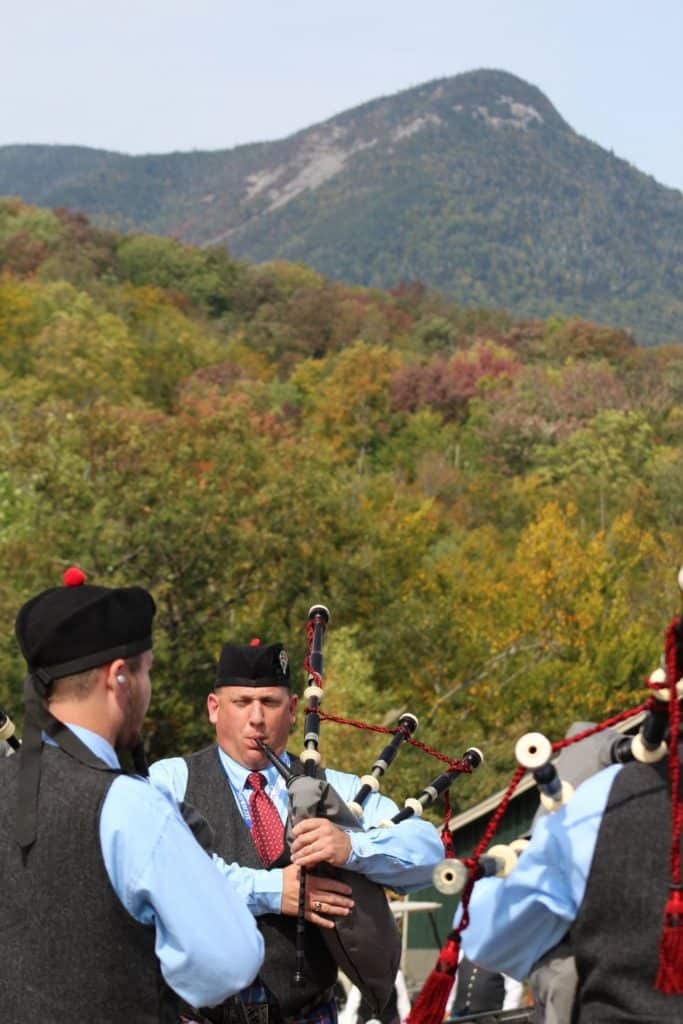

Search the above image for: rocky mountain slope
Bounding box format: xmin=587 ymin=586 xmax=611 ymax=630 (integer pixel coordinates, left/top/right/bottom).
xmin=2 ymin=69 xmax=682 ymax=343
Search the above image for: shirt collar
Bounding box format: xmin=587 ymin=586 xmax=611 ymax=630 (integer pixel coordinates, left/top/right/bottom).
xmin=217 ymin=745 xmax=289 ymax=791
xmin=43 ymin=723 xmax=121 ymax=769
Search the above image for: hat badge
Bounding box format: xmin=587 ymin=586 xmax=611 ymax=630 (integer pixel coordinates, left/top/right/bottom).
xmin=279 ymin=648 xmax=288 ymax=675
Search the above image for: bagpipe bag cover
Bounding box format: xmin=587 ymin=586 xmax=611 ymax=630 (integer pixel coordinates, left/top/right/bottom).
xmin=287 ymin=773 xmax=402 ymax=1014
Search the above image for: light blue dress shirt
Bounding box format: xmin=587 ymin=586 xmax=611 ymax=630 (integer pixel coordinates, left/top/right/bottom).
xmin=57 ymin=725 xmax=264 ymax=1008
xmin=459 ymin=764 xmax=622 ymax=981
xmin=150 ymin=747 xmax=444 ymax=915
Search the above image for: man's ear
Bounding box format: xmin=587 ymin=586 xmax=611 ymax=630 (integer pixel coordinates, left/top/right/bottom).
xmin=105 ymin=659 xmax=126 ymax=693
xmin=288 ymin=692 xmax=298 ymax=726
xmin=207 ymin=691 xmax=220 ymax=725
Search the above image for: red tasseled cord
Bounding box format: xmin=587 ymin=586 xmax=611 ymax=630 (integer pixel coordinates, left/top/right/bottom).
xmin=441 ymin=792 xmax=456 ymax=858
xmin=407 ymin=765 xmax=526 ymax=1024
xmin=655 ymin=617 xmax=683 ymax=994
xmin=406 ymin=931 xmax=461 ymax=1024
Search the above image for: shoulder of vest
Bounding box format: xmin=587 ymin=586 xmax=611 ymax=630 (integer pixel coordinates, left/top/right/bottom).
xmin=184 ymin=744 xmax=220 ymax=766
xmin=43 ymin=743 xmax=120 ymax=783
xmin=612 ymin=757 xmax=669 ymax=796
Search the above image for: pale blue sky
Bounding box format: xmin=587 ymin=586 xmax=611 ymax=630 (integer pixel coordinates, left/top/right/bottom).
xmin=3 ymin=0 xmax=682 ymax=192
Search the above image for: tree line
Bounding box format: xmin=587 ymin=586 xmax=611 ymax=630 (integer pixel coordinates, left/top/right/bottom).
xmin=1 ymin=197 xmax=681 ymax=806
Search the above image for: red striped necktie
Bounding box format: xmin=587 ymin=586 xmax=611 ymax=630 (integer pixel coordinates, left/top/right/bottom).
xmin=247 ymin=771 xmax=285 ymax=866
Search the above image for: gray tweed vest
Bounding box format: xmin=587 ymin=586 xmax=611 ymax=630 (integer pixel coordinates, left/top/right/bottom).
xmin=184 ymin=746 xmax=337 ymax=1016
xmin=572 ymin=753 xmax=683 ymax=1022
xmin=453 ymin=957 xmax=505 ymax=1015
xmin=0 ymin=745 xmax=168 ymax=1023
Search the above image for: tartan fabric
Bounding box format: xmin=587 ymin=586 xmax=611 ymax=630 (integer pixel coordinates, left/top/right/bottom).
xmin=178 ymin=1000 xmax=337 ymax=1024
xmin=237 ymin=981 xmax=337 ymax=1024
xmin=289 ymin=997 xmax=338 ymax=1024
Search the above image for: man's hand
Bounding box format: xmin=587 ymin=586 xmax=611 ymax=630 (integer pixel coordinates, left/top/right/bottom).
xmin=281 ymin=864 xmax=354 ymax=929
xmin=290 ymin=817 xmax=352 ymax=869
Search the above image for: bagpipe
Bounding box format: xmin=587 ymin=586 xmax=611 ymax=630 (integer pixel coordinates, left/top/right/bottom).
xmin=421 ymin=704 xmax=670 ymax=1019
xmin=258 ymin=604 xmax=484 ymax=1018
xmin=409 ymin=572 xmax=683 ymax=1024
xmin=0 ymin=706 xmax=21 ymax=753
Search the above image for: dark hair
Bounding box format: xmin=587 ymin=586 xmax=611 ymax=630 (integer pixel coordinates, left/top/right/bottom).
xmin=48 ymin=651 xmax=149 ymax=701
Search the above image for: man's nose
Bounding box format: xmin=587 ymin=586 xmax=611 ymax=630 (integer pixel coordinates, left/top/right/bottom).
xmin=248 ymin=702 xmax=265 ymax=724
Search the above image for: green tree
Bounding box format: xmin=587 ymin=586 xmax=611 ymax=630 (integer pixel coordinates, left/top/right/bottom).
xmin=116 ymin=235 xmax=243 ymax=316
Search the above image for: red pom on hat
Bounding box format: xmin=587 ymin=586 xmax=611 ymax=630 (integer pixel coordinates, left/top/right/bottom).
xmin=63 ymin=566 xmax=87 ymax=587
xmin=249 ymin=637 xmax=261 ymax=647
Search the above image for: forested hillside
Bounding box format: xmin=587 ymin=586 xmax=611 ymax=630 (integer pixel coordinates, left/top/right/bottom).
xmin=1 ymin=198 xmax=682 ymax=805
xmin=2 ymin=70 xmax=683 ymax=345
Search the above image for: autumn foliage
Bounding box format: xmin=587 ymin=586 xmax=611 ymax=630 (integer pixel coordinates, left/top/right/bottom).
xmin=0 ymin=198 xmax=681 ymax=803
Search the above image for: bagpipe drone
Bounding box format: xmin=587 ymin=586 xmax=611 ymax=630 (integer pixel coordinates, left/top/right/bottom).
xmin=0 ymin=706 xmax=20 ymax=754
xmin=410 ymin=568 xmax=683 ymax=1024
xmin=258 ymin=604 xmax=484 ymax=1019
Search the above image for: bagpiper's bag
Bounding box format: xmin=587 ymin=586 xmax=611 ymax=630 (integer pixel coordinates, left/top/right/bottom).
xmin=287 ymin=771 xmax=402 ymax=1016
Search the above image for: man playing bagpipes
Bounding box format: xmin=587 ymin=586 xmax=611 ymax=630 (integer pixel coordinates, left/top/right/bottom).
xmin=0 ymin=569 xmax=264 ymax=1024
xmin=458 ymin=606 xmax=683 ymax=1022
xmin=151 ymin=637 xmax=445 ymax=1024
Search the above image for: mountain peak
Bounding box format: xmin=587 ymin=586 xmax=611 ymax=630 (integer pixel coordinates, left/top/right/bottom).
xmin=1 ymin=70 xmax=681 ymax=344
xmin=334 ymin=68 xmax=568 ymax=133
xmin=299 ymin=67 xmax=568 ymax=149
xmin=438 ymin=67 xmax=568 ymax=131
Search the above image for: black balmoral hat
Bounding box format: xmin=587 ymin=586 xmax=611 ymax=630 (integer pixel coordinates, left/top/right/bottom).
xmin=216 ymin=639 xmax=290 ymax=688
xmin=14 ymin=567 xmax=156 ymax=851
xmin=16 ymin=566 xmax=156 ymax=692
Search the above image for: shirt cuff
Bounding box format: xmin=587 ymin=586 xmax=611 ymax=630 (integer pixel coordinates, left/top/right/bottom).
xmin=251 ymin=867 xmax=285 ymax=915
xmin=346 ymin=836 xmax=361 ymax=868
xmin=347 ymin=830 xmax=380 ymax=866
xmin=210 ymin=857 xmax=284 ymax=916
